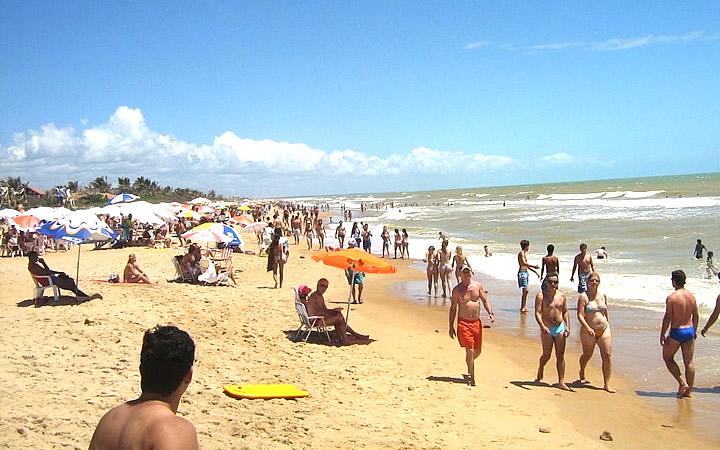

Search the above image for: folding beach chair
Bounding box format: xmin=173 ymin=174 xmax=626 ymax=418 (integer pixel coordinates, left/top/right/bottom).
xmin=292 ymin=287 xmax=333 ymax=343
xmin=172 ymin=255 xmax=195 ymax=283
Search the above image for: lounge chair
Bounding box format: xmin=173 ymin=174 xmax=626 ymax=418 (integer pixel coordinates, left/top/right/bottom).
xmin=211 ymin=247 xmax=236 ymax=284
xmin=172 ymin=255 xmax=195 ymax=283
xmin=292 ymin=287 xmax=333 ymax=343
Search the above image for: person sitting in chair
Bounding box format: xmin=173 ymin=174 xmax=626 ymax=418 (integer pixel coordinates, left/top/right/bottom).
xmin=180 ymin=244 xmax=202 ymax=282
xmin=124 ymin=254 xmax=153 ymax=284
xmin=305 ymin=278 xmax=369 ymax=345
xmin=27 ymin=250 xmax=102 ymax=300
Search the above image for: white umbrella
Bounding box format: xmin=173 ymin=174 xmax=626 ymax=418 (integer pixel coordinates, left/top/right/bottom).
xmin=25 ymin=207 xmax=72 ymax=222
xmin=0 ymin=208 xmax=20 ymax=219
xmin=189 ymin=197 xmax=211 ymax=205
xmin=108 ymin=193 xmax=139 ymax=204
xmin=240 ymin=221 xmax=269 ymax=233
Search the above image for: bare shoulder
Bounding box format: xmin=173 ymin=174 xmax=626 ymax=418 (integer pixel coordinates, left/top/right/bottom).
xmin=149 ymin=415 xmax=199 ymax=450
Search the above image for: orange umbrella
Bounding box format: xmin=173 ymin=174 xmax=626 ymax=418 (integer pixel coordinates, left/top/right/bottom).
xmin=229 ymin=215 xmax=253 ymax=226
xmin=12 ymin=214 xmax=41 ymax=230
xmin=312 ymin=248 xmax=397 ymax=322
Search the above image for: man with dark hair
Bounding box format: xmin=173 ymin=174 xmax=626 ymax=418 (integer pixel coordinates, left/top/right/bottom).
xmin=89 ymin=325 xmax=199 ymax=449
xmin=517 ymin=239 xmax=539 ymax=313
xmin=27 ymin=250 xmax=101 ymax=300
xmin=571 ymin=243 xmax=594 ymax=293
xmin=540 ymin=244 xmax=559 ymax=291
xmin=660 ymin=270 xmax=699 ymax=398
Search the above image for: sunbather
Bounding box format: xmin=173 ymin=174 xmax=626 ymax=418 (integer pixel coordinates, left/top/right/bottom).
xmin=27 ymin=250 xmax=102 ymax=300
xmin=181 ymin=244 xmax=202 ymax=281
xmin=306 ymin=278 xmax=369 ymax=345
xmin=124 ymin=254 xmax=152 ymax=284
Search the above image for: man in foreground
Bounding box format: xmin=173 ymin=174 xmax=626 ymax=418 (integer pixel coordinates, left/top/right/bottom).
xmin=305 ymin=278 xmax=369 ymax=345
xmin=534 ymin=274 xmax=571 ymax=391
xmin=449 ymin=265 xmax=495 ymax=386
xmin=89 ymin=325 xmax=199 ymax=450
xmin=660 ymin=270 xmax=699 ymax=398
xmin=27 ymin=250 xmax=102 ymax=300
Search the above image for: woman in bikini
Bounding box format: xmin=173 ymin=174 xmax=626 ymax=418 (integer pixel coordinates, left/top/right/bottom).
xmin=436 ymin=240 xmax=452 ymax=297
xmin=452 ymin=245 xmax=472 ymax=284
xmin=577 ymin=272 xmax=615 ymax=393
xmin=381 ymin=226 xmax=391 ymax=258
xmin=401 ymin=228 xmax=409 ymax=259
xmin=424 ymin=245 xmax=438 ymax=296
xmin=393 ymin=228 xmax=402 ymax=259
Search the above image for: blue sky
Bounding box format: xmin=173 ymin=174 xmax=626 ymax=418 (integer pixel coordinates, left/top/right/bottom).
xmin=1 ymin=1 xmax=719 ymax=197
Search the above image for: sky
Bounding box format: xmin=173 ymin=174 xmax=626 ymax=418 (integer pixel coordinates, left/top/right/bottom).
xmin=1 ymin=1 xmax=719 ymax=197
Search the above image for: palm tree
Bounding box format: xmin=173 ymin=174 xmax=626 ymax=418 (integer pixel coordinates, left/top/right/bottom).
xmin=1 ymin=176 xmax=29 ymax=207
xmin=117 ymin=177 xmax=131 ymax=193
xmin=89 ymin=176 xmax=113 ymax=193
xmin=67 ymin=181 xmax=80 ymax=192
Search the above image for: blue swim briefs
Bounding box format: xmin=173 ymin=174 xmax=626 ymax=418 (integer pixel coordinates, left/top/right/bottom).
xmin=669 ymin=326 xmax=695 ymax=343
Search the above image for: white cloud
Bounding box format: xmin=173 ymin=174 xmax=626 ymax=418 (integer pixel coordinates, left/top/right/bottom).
xmin=0 ymin=106 xmax=515 ymax=196
xmin=514 ymin=30 xmax=711 ymax=52
xmin=464 ymin=41 xmax=490 ymax=50
xmin=540 ymin=152 xmax=574 ymax=164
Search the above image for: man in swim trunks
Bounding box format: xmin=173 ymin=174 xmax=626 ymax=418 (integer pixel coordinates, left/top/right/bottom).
xmin=449 ymin=265 xmax=495 ymax=386
xmin=534 ymin=274 xmax=571 ymax=391
xmin=306 ymin=278 xmax=369 ymax=344
xmin=517 ymin=239 xmax=540 ymax=313
xmin=660 ymin=270 xmax=699 ymax=398
xmin=89 ymin=325 xmax=199 ymax=450
xmin=540 ymin=243 xmax=559 ymax=291
xmin=571 ymin=243 xmax=594 ymax=293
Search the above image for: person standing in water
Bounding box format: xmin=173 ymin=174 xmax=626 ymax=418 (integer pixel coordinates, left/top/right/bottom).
xmin=694 ymin=239 xmax=707 ymax=260
xmin=540 ymin=244 xmax=559 ymax=291
xmin=449 ymin=265 xmax=495 ymax=386
xmin=571 ymin=243 xmax=595 ymax=294
xmin=534 ymin=273 xmax=571 ymax=391
xmin=425 ymin=245 xmax=438 ymax=296
xmin=452 ymin=246 xmax=472 ymax=284
xmin=660 ymin=270 xmax=699 ymax=398
xmin=517 ymin=239 xmax=540 ymax=313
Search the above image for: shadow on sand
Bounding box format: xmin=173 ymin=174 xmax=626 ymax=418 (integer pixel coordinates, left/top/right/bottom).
xmin=282 ymin=330 xmax=374 ymax=346
xmin=16 ymin=296 xmax=94 ymax=308
xmin=426 ymin=375 xmax=470 ymax=385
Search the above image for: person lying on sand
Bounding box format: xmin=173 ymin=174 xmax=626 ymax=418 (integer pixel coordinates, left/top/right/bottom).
xmin=27 ymin=250 xmax=102 ymax=301
xmin=89 ymin=325 xmax=199 ymax=450
xmin=306 ymin=278 xmax=369 ymax=345
xmin=124 ymin=254 xmax=152 ymax=284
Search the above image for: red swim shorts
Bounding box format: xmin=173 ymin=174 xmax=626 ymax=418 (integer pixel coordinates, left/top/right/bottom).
xmin=457 ymin=319 xmax=482 ymax=352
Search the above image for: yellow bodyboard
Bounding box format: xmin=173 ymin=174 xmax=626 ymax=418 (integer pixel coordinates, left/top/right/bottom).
xmin=223 ymin=384 xmax=310 ymax=400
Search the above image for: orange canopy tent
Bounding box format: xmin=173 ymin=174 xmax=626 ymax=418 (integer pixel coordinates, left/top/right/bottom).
xmin=312 ymin=247 xmax=397 ymax=321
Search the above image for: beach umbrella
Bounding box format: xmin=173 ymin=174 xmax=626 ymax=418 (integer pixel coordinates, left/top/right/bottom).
xmin=107 ymin=193 xmax=139 ymax=204
xmin=0 ymin=208 xmax=20 ymax=219
xmin=178 ymin=209 xmax=201 ymax=220
xmin=189 ymin=197 xmax=211 ymax=205
xmin=238 ymin=205 xmax=252 ymax=211
xmin=239 ymin=221 xmax=268 ymax=233
xmin=25 ymin=206 xmax=71 ymax=222
xmin=312 ymin=247 xmax=397 ymax=322
xmin=11 ymin=214 xmax=41 ymax=231
xmin=229 ymin=215 xmax=253 ymax=226
xmin=37 ymin=211 xmax=117 ymax=296
xmin=182 ymin=222 xmax=243 ymax=246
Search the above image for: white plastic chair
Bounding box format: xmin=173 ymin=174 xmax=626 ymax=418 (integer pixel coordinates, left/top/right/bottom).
xmin=31 ymin=274 xmax=60 ymax=306
xmin=292 ymin=287 xmax=332 ymax=343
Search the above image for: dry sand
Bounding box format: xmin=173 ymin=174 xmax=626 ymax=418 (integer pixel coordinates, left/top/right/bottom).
xmin=0 ymin=243 xmax=716 ymax=449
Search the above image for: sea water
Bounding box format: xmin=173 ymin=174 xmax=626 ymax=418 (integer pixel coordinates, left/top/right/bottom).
xmin=296 ymin=172 xmax=720 ymax=311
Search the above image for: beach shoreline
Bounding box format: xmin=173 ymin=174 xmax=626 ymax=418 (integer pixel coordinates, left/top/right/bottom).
xmin=0 ymin=242 xmax=717 ymax=449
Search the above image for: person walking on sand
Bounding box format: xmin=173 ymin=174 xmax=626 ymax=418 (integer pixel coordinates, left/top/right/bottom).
xmin=534 ymin=274 xmax=571 ymax=391
xmin=571 ymin=243 xmax=595 ymax=294
xmin=540 ymin=244 xmax=559 ymax=291
xmin=315 ymin=218 xmax=325 ymax=249
xmin=89 ymin=325 xmax=199 ymax=450
xmin=267 ymin=228 xmax=289 ymax=288
xmin=517 ymin=239 xmax=540 ymax=313
xmin=381 ymin=225 xmax=391 ymax=258
xmin=661 ymin=270 xmax=699 ymax=398
xmin=577 ymin=272 xmax=615 ymax=393
xmin=701 ymin=292 xmax=720 ymax=337
xmin=449 ymin=265 xmax=495 ymax=386
xmin=425 ymin=245 xmax=439 ymax=296
xmin=335 ymin=221 xmax=346 ymax=249
xmin=452 ymin=246 xmax=472 ymax=284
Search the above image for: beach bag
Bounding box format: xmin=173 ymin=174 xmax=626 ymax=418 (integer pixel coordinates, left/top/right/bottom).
xmin=107 ymin=273 xmax=120 ymax=283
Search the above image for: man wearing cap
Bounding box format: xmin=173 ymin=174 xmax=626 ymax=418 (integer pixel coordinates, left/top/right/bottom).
xmin=449 ymin=265 xmax=495 ymax=386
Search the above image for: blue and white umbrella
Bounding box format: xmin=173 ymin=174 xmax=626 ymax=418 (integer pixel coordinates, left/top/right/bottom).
xmin=107 ymin=193 xmax=139 ymax=205
xmin=182 ymin=222 xmax=244 ymax=247
xmin=37 ymin=212 xmax=117 ymax=295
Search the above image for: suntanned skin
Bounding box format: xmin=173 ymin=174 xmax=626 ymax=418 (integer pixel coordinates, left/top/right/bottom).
xmin=425 ymin=247 xmax=438 ymax=296
xmin=449 ymin=269 xmax=494 ymax=386
xmin=534 ymin=276 xmax=571 ymax=391
xmin=124 ymin=256 xmax=152 ymax=284
xmin=540 ymin=252 xmax=559 ymax=280
xmin=305 ymin=279 xmax=368 ymax=344
xmin=88 ymin=371 xmax=199 ymax=450
xmin=518 ymin=243 xmax=539 ymax=313
xmin=27 ymin=252 xmax=101 ymax=300
xmin=701 ymin=293 xmax=720 ymax=337
xmin=660 ymin=277 xmax=699 ymax=398
xmin=576 ymin=274 xmax=615 ymax=393
xmin=571 ymin=244 xmax=594 ymax=283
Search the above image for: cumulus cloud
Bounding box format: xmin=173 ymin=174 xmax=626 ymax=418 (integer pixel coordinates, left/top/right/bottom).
xmin=0 ymin=106 xmax=514 ymax=196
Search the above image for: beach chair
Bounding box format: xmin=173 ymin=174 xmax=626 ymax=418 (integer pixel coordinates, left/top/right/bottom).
xmin=31 ymin=274 xmax=60 ymax=306
xmin=172 ymin=255 xmax=195 ymax=283
xmin=292 ymin=287 xmax=332 ymax=343
xmin=198 ymin=261 xmax=230 ymax=286
xmin=211 ymin=247 xmax=237 ymax=284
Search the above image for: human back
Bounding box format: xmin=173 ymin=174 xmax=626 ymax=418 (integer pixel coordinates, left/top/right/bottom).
xmin=667 ymin=288 xmax=697 ymax=328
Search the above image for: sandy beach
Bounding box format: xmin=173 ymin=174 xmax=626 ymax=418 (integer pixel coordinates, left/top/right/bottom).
xmin=0 ymin=243 xmax=717 ymax=449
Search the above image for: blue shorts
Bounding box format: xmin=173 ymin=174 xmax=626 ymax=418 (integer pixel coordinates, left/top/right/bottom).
xmin=577 ymin=273 xmax=590 ymax=293
xmin=517 ymin=271 xmax=529 ymax=289
xmin=669 ymin=327 xmax=695 ymax=343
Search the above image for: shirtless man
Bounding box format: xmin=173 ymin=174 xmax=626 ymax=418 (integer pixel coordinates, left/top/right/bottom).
xmin=571 ymin=243 xmax=595 ymax=294
xmin=449 ymin=265 xmax=495 ymax=386
xmin=660 ymin=270 xmax=699 ymax=398
xmin=701 ymin=292 xmax=720 ymax=337
xmin=305 ymin=278 xmax=368 ymax=345
xmin=335 ymin=221 xmax=346 ymax=248
xmin=27 ymin=250 xmax=102 ymax=301
xmin=517 ymin=239 xmax=540 ymax=312
xmin=124 ymin=254 xmax=152 ymax=283
xmin=89 ymin=325 xmax=199 ymax=450
xmin=315 ymin=218 xmax=325 ymax=249
xmin=534 ymin=274 xmax=571 ymax=391
xmin=540 ymin=244 xmax=559 ymax=291
xmin=291 ymin=214 xmax=302 ymax=245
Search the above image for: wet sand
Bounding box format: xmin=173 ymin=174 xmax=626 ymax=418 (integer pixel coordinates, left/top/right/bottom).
xmin=0 ymin=244 xmax=717 ymax=449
